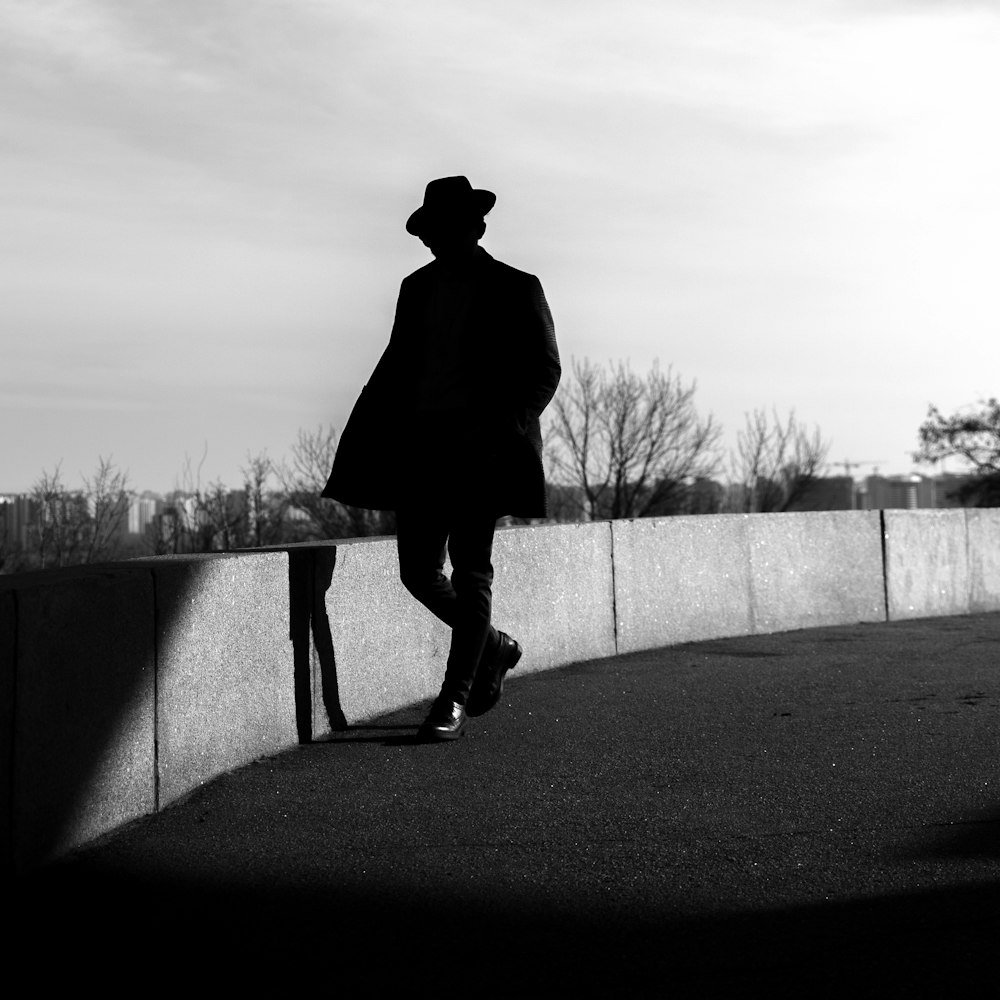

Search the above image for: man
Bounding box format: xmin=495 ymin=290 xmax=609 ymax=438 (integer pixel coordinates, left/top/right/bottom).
xmin=322 ymin=176 xmax=561 ymax=740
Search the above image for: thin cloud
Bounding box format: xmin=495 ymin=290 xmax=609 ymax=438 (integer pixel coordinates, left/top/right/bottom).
xmin=1 ymin=0 xmax=998 ymax=491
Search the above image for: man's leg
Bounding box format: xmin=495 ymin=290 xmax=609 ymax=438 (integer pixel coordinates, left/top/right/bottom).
xmin=397 ymin=503 xmax=498 ymax=705
xmin=396 ymin=506 xmax=460 ymax=629
xmin=396 ymin=503 xmax=497 ymax=734
xmin=440 ymin=505 xmax=499 ymax=705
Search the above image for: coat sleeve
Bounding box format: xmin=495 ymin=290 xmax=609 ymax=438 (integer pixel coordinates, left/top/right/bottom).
xmin=518 ymin=275 xmax=561 ymax=426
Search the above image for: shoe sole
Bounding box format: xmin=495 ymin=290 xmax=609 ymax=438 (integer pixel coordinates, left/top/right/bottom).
xmin=419 ymin=724 xmax=465 ymax=741
xmin=466 ymin=640 xmax=522 ymax=717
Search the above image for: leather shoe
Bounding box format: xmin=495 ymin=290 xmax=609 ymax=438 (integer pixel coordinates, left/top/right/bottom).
xmin=466 ymin=631 xmax=522 ymax=717
xmin=418 ymin=697 xmax=467 ymax=741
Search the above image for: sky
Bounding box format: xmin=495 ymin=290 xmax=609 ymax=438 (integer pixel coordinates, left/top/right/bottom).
xmin=2 ymin=0 xmax=999 ymax=493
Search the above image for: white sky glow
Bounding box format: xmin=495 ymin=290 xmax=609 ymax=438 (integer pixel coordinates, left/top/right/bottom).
xmin=2 ymin=0 xmax=998 ymax=491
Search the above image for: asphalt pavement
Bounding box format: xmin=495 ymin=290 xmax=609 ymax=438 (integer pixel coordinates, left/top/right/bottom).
xmin=15 ymin=613 xmax=1000 ymax=996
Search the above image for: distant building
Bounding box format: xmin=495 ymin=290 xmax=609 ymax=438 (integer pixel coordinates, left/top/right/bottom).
xmin=858 ymin=473 xmax=980 ymax=511
xmin=1 ymin=494 xmax=35 ymax=547
xmin=128 ymin=494 xmax=162 ymax=535
xmin=787 ymin=476 xmax=856 ymax=511
xmin=735 ymin=472 xmax=984 ymax=513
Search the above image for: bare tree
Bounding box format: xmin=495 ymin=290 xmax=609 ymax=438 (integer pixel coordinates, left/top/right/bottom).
xmin=545 ymin=358 xmax=722 ymax=520
xmin=158 ymin=447 xmax=276 ymax=553
xmin=158 ymin=448 xmax=241 ymax=553
xmin=278 ymin=425 xmax=393 ymax=539
xmin=726 ymin=409 xmax=830 ymax=513
xmin=199 ymin=479 xmax=248 ymax=551
xmin=157 ymin=450 xmax=207 ymax=554
xmin=158 ymin=433 xmax=392 ymax=553
xmin=30 ymin=465 xmax=75 ymax=568
xmin=26 ymin=458 xmax=132 ymax=570
xmin=277 ymin=425 xmax=340 ymax=537
xmin=81 ymin=457 xmax=132 ymax=562
xmin=914 ymin=398 xmax=1000 ymax=506
xmin=241 ymin=450 xmax=287 ymax=548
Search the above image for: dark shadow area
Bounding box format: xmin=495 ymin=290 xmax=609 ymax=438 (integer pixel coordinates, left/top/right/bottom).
xmin=13 ymin=862 xmax=999 ymax=994
xmin=1 ymin=563 xmax=163 ymax=870
xmin=7 ymin=568 xmax=1000 ymax=1000
xmin=317 ymin=724 xmax=423 ymax=747
xmin=4 ymin=545 xmax=350 ymax=869
xmin=288 ymin=545 xmax=347 ymax=739
xmin=912 ymin=807 xmax=1000 ymax=861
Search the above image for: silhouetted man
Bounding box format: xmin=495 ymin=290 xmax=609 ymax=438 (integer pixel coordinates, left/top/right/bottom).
xmin=322 ymin=176 xmax=561 ymax=740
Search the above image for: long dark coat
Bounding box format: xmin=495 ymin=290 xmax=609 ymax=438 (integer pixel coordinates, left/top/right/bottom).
xmin=321 ymin=250 xmax=561 ymax=518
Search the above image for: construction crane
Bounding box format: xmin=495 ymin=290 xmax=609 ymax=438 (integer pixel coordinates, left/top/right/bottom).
xmin=835 ymin=459 xmax=884 ymax=478
xmin=833 ymin=460 xmax=885 ymax=510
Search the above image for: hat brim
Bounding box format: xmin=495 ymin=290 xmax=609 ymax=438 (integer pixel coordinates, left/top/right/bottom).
xmin=406 ymin=189 xmax=497 ymax=236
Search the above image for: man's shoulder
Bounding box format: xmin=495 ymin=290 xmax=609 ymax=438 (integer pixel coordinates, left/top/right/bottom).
xmin=398 ymin=251 xmax=541 ymax=287
xmin=401 ymin=260 xmax=437 ymax=285
xmin=480 ymin=252 xmax=540 ymax=287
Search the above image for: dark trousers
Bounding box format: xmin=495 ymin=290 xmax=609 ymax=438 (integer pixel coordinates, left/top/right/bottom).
xmin=396 ymin=503 xmax=500 ymax=705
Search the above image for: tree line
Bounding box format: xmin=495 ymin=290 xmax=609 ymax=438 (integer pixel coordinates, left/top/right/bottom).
xmin=545 ymin=357 xmax=829 ymax=520
xmin=0 ymin=426 xmax=392 ymax=575
xmin=4 ymin=360 xmax=994 ymax=575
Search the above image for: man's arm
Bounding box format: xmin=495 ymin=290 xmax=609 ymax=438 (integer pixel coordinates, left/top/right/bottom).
xmin=519 ymin=274 xmax=561 ymax=425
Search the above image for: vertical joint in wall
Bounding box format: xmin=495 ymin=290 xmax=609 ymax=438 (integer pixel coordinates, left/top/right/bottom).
xmin=150 ymin=569 xmax=160 ymax=813
xmin=609 ymin=522 xmax=619 ymax=655
xmin=879 ymin=509 xmax=889 ymax=621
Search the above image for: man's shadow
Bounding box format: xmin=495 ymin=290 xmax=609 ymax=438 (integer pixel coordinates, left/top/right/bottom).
xmin=288 ymin=544 xmax=425 ymax=745
xmin=289 ymin=545 xmax=347 ymax=740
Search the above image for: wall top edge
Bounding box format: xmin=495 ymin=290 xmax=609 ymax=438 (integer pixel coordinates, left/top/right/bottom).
xmin=882 ymin=508 xmax=999 ymax=518
xmin=0 ymin=549 xmax=290 ymax=592
xmin=4 ymin=508 xmax=993 ymax=592
xmin=610 ymin=509 xmax=885 ymax=528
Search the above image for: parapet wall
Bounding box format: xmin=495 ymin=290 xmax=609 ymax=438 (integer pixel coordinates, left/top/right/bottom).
xmin=2 ymin=508 xmax=998 ymax=871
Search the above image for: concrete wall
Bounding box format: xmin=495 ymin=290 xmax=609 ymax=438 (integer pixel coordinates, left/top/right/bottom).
xmin=611 ymin=511 xmax=886 ymax=652
xmin=306 ymin=521 xmax=617 ymax=735
xmin=150 ymin=553 xmax=297 ymax=807
xmin=8 ymin=568 xmax=157 ymax=870
xmin=2 ymin=553 xmax=297 ymax=870
xmin=613 ymin=515 xmax=755 ymax=651
xmin=882 ymin=509 xmax=1000 ymax=619
xmin=2 ymin=508 xmax=996 ymax=870
xmin=966 ymin=509 xmax=1000 ymax=614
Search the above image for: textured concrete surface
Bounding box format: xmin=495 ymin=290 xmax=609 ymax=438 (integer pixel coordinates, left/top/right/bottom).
xmin=885 ymin=510 xmax=972 ymax=619
xmin=968 ymin=508 xmax=1000 ymax=613
xmin=748 ymin=510 xmax=886 ymax=632
xmin=152 ymin=553 xmax=296 ymax=806
xmin=612 ymin=515 xmax=753 ymax=652
xmin=5 ymin=509 xmax=994 ymax=879
xmin=319 ymin=536 xmax=447 ymax=732
xmin=10 ymin=569 xmax=155 ymax=868
xmin=18 ymin=613 xmax=1000 ymax=995
xmin=491 ymin=520 xmax=616 ymax=674
xmin=317 ymin=523 xmax=617 ymax=733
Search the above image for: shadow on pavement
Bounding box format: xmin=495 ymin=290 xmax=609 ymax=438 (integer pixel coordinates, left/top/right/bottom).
xmin=912 ymin=805 xmax=1000 ymax=861
xmin=15 ymin=861 xmax=999 ymax=994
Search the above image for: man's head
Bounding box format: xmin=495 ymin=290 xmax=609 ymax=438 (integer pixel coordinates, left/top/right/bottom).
xmin=406 ymin=176 xmax=495 ymax=260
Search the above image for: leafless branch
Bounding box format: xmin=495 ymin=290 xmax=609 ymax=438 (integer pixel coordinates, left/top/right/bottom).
xmin=545 ymin=358 xmax=722 ymax=520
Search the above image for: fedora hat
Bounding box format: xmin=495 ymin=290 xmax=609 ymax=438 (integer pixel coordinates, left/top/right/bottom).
xmin=406 ymin=176 xmax=496 ymax=236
